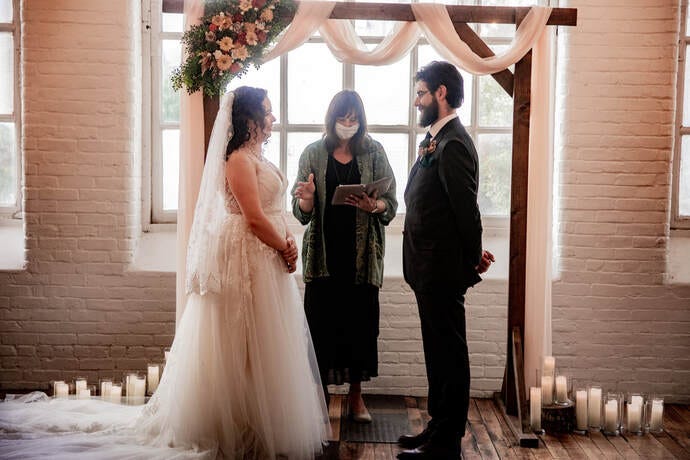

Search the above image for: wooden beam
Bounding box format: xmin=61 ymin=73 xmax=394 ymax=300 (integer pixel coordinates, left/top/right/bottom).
xmin=163 ymin=1 xmax=578 ymax=27
xmin=453 ymin=23 xmax=514 ymax=97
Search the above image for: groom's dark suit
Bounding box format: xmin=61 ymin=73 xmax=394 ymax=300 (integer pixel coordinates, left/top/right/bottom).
xmin=403 ymin=116 xmax=483 ymax=445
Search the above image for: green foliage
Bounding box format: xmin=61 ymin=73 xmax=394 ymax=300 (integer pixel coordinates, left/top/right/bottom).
xmin=171 ymin=0 xmax=297 ymax=97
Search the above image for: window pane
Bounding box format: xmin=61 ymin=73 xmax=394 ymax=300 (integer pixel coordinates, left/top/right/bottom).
xmin=162 ymin=129 xmax=180 ymax=211
xmin=228 ymin=57 xmax=281 ymax=122
xmin=0 ymin=122 xmax=16 ymax=206
xmin=287 ymin=132 xmax=322 ymax=209
xmin=477 ymin=133 xmax=511 ymax=216
xmin=418 ymin=45 xmax=472 ymax=126
xmin=683 ymin=45 xmax=690 ymax=126
xmin=0 ymin=32 xmax=12 ymax=114
xmin=370 ymin=132 xmax=409 ymax=213
xmin=162 ymin=13 xmax=183 ymax=33
xmin=479 ymin=0 xmax=535 ymax=38
xmin=354 ymin=54 xmax=410 ymax=125
xmin=0 ymin=0 xmax=11 ymax=22
xmin=288 ymin=44 xmax=342 ymax=124
xmin=162 ymin=40 xmax=181 ymax=123
xmin=478 ymin=75 xmax=512 ymax=127
xmin=680 ymin=136 xmax=690 ymax=217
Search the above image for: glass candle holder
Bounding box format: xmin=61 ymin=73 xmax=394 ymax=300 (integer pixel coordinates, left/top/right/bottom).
xmin=574 ymin=387 xmax=588 ymax=434
xmin=646 ymin=396 xmax=664 ymax=433
xmin=147 ymin=364 xmax=160 ymax=396
xmin=125 ymin=373 xmax=139 ymax=398
xmin=587 ymin=385 xmax=602 ymax=431
xmin=625 ymin=398 xmax=644 ymax=435
xmin=529 ymin=386 xmax=544 ymax=433
xmin=109 ymin=383 xmax=123 ymax=403
xmin=99 ymin=378 xmax=113 ymax=398
xmin=554 ymin=374 xmax=571 ymax=405
xmin=74 ymin=377 xmax=88 ymax=395
xmin=52 ymin=380 xmax=69 ymax=398
xmin=603 ymin=392 xmax=622 ymax=436
xmin=134 ymin=376 xmax=147 ymax=398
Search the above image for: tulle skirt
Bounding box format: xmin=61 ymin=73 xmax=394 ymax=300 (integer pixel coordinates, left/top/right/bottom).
xmin=0 ymin=215 xmax=329 ymax=459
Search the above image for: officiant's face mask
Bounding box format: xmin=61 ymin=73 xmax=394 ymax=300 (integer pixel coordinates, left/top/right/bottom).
xmin=335 ymin=121 xmax=360 ymax=140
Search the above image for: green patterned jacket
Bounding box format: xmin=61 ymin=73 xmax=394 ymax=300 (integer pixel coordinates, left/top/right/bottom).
xmin=291 ymin=136 xmax=398 ymax=288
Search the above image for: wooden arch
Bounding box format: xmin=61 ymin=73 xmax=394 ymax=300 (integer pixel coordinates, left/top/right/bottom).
xmin=164 ymin=0 xmax=577 ymax=446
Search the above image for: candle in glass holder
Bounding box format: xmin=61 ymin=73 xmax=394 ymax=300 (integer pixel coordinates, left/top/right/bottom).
xmin=100 ymin=379 xmax=112 ymax=398
xmin=555 ymin=375 xmax=568 ymax=403
xmin=109 ymin=384 xmax=122 ymax=402
xmin=588 ymin=386 xmax=602 ymax=428
xmin=575 ymin=389 xmax=588 ymax=431
xmin=530 ymin=387 xmax=542 ymax=432
xmin=75 ymin=378 xmax=87 ymax=394
xmin=543 ymin=356 xmax=555 ymax=377
xmin=541 ymin=375 xmax=554 ymax=405
xmin=134 ymin=376 xmax=147 ymax=398
xmin=627 ymin=402 xmax=642 ymax=433
xmin=78 ymin=388 xmax=91 ymax=399
xmin=55 ymin=382 xmax=69 ymax=398
xmin=604 ymin=399 xmax=619 ymax=434
xmin=125 ymin=374 xmax=138 ymax=398
xmin=147 ymin=364 xmax=160 ymax=395
xmin=649 ymin=399 xmax=663 ymax=432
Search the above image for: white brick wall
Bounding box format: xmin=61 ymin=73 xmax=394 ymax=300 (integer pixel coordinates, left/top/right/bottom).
xmin=0 ymin=0 xmax=688 ymax=403
xmin=554 ymin=0 xmax=690 ymax=402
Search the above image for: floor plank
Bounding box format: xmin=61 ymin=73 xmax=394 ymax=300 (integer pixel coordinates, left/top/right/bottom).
xmin=606 ymin=433 xmax=642 ymax=459
xmin=329 ymin=394 xmax=343 ymax=442
xmin=623 ymin=433 xmax=677 ymax=460
xmin=589 ymin=431 xmax=626 ymax=459
xmin=476 ymin=398 xmax=522 ymax=459
xmin=541 ymin=432 xmax=570 ymax=459
xmin=651 ymin=430 xmax=689 ymax=460
xmin=555 ymin=433 xmax=589 ymax=459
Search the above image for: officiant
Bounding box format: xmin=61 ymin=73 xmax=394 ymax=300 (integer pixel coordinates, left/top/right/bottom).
xmin=292 ymin=90 xmax=397 ymax=423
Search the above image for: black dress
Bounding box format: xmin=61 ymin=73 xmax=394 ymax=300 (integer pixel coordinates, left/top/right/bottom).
xmin=304 ymin=153 xmax=380 ymax=386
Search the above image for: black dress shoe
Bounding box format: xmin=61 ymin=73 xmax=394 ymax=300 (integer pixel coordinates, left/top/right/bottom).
xmin=396 ymin=441 xmax=461 ymax=460
xmin=397 ymin=427 xmax=433 ymax=449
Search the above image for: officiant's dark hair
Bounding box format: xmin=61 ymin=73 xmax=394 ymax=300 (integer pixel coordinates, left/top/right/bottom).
xmin=226 ymin=86 xmax=268 ymax=159
xmin=415 ymin=61 xmax=464 ymax=108
xmin=323 ymin=90 xmax=368 ymax=154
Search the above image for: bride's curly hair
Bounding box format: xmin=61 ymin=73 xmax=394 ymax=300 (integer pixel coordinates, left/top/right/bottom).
xmin=226 ymin=86 xmax=268 ymax=160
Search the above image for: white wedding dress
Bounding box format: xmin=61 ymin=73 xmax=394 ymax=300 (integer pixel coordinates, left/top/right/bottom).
xmin=0 ymin=151 xmax=329 ymax=459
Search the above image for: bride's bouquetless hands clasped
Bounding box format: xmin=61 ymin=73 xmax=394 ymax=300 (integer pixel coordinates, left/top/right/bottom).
xmin=282 ymin=237 xmax=298 ymax=273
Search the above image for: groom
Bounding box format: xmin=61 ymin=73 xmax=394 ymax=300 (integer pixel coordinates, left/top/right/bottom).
xmin=399 ymin=61 xmax=494 ymax=459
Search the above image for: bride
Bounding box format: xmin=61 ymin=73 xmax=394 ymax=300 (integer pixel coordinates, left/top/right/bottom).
xmin=0 ymin=87 xmax=329 ymax=459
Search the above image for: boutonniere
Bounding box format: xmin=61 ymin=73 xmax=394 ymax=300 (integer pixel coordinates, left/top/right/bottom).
xmin=418 ymin=138 xmax=437 ymax=167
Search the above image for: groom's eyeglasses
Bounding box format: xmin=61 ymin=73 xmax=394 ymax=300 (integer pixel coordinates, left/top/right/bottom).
xmin=415 ymin=90 xmax=430 ymax=99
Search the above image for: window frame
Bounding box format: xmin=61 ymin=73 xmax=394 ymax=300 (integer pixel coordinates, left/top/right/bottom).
xmin=673 ymin=0 xmax=690 ymax=230
xmin=147 ymin=0 xmax=549 ymax=230
xmin=0 ymin=0 xmax=21 ymax=218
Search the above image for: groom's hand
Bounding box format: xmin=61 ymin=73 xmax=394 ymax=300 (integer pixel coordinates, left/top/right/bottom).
xmin=476 ymin=250 xmax=495 ymax=274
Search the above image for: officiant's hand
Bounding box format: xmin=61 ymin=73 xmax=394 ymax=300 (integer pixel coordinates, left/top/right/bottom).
xmin=294 ymin=173 xmax=315 ymax=201
xmin=345 ymin=189 xmax=378 ymax=213
xmin=476 ymin=250 xmax=495 ymax=274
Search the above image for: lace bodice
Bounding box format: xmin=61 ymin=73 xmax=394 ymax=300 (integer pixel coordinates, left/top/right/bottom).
xmin=225 ymin=152 xmax=287 ymax=215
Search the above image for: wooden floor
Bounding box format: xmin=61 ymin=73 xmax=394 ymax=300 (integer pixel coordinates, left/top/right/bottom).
xmin=320 ymin=395 xmax=690 ymax=460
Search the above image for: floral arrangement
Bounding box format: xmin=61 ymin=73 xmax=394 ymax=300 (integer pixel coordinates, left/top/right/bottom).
xmin=171 ymin=0 xmax=296 ymax=96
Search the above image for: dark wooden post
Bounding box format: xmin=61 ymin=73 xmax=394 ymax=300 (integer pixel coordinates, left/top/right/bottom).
xmin=203 ymin=95 xmax=220 ymax=159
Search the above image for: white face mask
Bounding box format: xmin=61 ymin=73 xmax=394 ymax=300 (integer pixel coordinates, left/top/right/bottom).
xmin=335 ymin=122 xmax=359 ymax=140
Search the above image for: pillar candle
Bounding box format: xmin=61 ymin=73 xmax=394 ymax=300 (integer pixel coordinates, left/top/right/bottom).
xmin=649 ymin=400 xmax=663 ymax=431
xmin=541 ymin=376 xmax=554 ymax=406
xmin=75 ymin=378 xmax=87 ymax=394
xmin=555 ymin=375 xmax=568 ymax=402
xmin=134 ymin=377 xmax=147 ymax=397
xmin=55 ymin=382 xmax=69 ymax=398
xmin=530 ymin=387 xmax=542 ymax=431
xmin=630 ymin=395 xmax=644 ymax=407
xmin=164 ymin=350 xmax=170 ymax=361
xmin=147 ymin=365 xmax=160 ymax=395
xmin=100 ymin=381 xmax=112 ymax=398
xmin=77 ymin=388 xmax=91 ymax=399
xmin=126 ymin=374 xmax=137 ymax=397
xmin=575 ymin=390 xmax=588 ymax=431
xmin=109 ymin=384 xmax=122 ymax=402
xmin=543 ymin=356 xmax=555 ymax=377
xmin=604 ymin=400 xmax=618 ymax=433
xmin=627 ymin=402 xmax=642 ymax=432
xmin=588 ymin=387 xmax=602 ymax=427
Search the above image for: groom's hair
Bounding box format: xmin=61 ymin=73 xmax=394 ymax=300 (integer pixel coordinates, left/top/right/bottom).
xmin=324 ymin=90 xmax=368 ymax=154
xmin=226 ymin=86 xmax=268 ymax=159
xmin=415 ymin=61 xmax=464 ymax=109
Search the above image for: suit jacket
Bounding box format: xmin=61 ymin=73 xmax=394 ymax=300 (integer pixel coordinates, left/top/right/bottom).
xmin=403 ymin=117 xmax=483 ymax=293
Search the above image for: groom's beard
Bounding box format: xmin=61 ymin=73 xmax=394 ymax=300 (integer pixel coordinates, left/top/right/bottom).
xmin=418 ymin=97 xmax=439 ymax=128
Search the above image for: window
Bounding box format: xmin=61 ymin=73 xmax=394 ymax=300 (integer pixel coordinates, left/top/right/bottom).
xmin=0 ymin=0 xmax=19 ymax=216
xmin=673 ymin=0 xmax=690 ymax=229
xmin=150 ymin=0 xmax=544 ymax=223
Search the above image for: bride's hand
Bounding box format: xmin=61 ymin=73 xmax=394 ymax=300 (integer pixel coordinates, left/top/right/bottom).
xmin=282 ymin=238 xmax=298 ymax=272
xmin=294 ymin=173 xmax=315 ymax=201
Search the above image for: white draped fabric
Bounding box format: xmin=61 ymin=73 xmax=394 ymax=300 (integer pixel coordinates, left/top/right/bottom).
xmin=176 ymin=0 xmax=205 ymax=325
xmin=178 ymin=0 xmax=555 ymax=387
